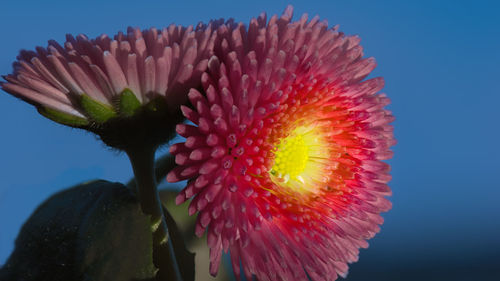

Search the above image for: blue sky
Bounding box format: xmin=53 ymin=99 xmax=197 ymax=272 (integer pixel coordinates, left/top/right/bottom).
xmin=1 ymin=0 xmax=499 ymax=279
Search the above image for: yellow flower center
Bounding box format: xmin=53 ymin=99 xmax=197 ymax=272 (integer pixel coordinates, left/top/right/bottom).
xmin=271 ymin=134 xmax=309 ymax=181
xmin=270 ymin=126 xmax=326 ymax=193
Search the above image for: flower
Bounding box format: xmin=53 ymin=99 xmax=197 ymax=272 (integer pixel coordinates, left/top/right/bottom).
xmin=1 ymin=24 xmax=217 ymax=149
xmin=168 ymin=6 xmax=395 ymax=281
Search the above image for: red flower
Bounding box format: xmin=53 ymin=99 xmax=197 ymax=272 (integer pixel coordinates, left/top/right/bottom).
xmin=168 ymin=6 xmax=395 ymax=281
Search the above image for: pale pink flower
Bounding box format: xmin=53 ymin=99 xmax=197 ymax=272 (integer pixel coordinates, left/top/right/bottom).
xmin=2 ymin=24 xmax=217 ymax=148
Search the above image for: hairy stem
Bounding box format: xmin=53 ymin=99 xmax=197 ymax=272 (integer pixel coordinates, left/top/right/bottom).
xmin=126 ymin=147 xmax=183 ymax=281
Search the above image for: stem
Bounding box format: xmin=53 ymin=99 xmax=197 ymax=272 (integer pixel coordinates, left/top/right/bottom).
xmin=126 ymin=154 xmax=176 ymax=192
xmin=126 ymin=147 xmax=183 ymax=281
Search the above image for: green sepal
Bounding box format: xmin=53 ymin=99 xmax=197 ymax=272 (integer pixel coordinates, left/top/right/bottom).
xmin=118 ymin=89 xmax=141 ymax=117
xmin=38 ymin=106 xmax=89 ymax=127
xmin=80 ymin=94 xmax=116 ymax=123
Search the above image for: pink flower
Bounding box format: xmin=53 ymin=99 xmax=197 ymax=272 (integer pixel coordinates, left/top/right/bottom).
xmin=168 ymin=6 xmax=395 ymax=281
xmin=1 ymin=25 xmax=218 ymax=148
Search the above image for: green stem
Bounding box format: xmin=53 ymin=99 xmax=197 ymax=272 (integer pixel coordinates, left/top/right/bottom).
xmin=126 ymin=147 xmax=183 ymax=281
xmin=126 ymin=154 xmax=176 ymax=192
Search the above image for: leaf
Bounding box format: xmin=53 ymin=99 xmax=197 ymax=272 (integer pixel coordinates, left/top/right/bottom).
xmin=0 ymin=180 xmax=157 ymax=281
xmin=75 ymin=181 xmax=156 ymax=281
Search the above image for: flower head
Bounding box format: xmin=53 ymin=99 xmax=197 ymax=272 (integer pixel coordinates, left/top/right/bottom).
xmin=168 ymin=7 xmax=395 ymax=281
xmin=1 ymin=24 xmax=217 ymax=149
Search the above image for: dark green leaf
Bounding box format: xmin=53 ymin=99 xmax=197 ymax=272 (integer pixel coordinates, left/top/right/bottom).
xmin=0 ymin=180 xmax=156 ymax=281
xmin=75 ymin=181 xmax=156 ymax=281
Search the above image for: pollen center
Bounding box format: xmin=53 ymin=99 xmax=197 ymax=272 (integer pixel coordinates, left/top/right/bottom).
xmin=271 ymin=133 xmax=309 ymax=180
xmin=269 ymin=125 xmax=328 ymax=193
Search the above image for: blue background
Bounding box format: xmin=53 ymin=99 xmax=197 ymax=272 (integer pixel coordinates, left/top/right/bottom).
xmin=0 ymin=0 xmax=499 ymax=280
